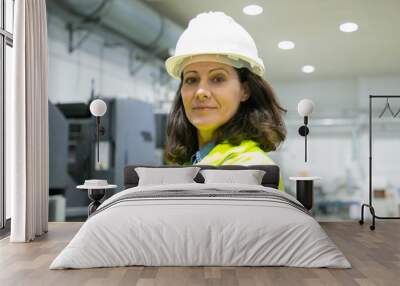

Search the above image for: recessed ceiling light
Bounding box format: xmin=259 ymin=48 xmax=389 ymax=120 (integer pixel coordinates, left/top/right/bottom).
xmin=243 ymin=5 xmax=263 ymax=16
xmin=339 ymin=22 xmax=359 ymax=33
xmin=302 ymin=65 xmax=315 ymax=73
xmin=278 ymin=41 xmax=295 ymax=50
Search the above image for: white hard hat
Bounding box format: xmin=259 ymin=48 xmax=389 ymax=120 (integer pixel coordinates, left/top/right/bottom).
xmin=165 ymin=11 xmax=265 ymax=80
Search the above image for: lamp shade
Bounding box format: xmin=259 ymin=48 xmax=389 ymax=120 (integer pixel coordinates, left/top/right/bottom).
xmin=297 ymin=99 xmax=315 ymax=117
xmin=90 ymin=99 xmax=107 ymax=117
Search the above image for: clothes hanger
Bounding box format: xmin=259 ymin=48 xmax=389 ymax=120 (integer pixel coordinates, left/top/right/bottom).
xmin=394 ymin=106 xmax=400 ymax=118
xmin=378 ymin=97 xmax=395 ymax=118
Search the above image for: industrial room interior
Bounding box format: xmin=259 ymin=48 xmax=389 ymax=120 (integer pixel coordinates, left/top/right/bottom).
xmin=1 ymin=0 xmax=400 ymax=285
xmin=44 ymin=0 xmax=400 ymax=223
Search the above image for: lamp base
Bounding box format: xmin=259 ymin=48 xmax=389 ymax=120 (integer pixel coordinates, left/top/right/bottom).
xmin=88 ymin=189 xmax=106 ymax=216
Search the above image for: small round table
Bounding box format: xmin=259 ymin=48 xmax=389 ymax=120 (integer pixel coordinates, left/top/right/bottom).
xmin=77 ymin=184 xmax=117 ymax=216
xmin=289 ymin=176 xmax=321 ymax=210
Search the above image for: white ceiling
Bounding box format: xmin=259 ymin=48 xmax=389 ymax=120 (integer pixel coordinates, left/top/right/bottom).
xmin=142 ymin=0 xmax=400 ymax=80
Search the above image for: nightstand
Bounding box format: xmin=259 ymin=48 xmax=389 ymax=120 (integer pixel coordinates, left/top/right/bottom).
xmin=289 ymin=177 xmax=321 ymax=210
xmin=77 ymin=180 xmax=117 ymax=216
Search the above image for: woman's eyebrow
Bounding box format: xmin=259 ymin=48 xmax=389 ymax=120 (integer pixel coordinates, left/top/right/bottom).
xmin=183 ymin=67 xmax=228 ymax=76
xmin=209 ymin=68 xmax=229 ymax=74
xmin=183 ymin=70 xmax=197 ymax=76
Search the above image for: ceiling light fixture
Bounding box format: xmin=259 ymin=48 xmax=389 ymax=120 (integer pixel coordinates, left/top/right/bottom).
xmin=278 ymin=41 xmax=295 ymax=50
xmin=243 ymin=5 xmax=263 ymax=16
xmin=302 ymin=65 xmax=315 ymax=73
xmin=339 ymin=22 xmax=359 ymax=33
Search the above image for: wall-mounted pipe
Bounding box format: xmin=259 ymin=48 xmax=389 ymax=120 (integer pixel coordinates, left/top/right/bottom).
xmin=50 ymin=0 xmax=182 ymax=56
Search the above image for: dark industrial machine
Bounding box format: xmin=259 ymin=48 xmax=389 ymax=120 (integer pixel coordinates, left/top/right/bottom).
xmin=49 ymin=97 xmax=160 ymax=221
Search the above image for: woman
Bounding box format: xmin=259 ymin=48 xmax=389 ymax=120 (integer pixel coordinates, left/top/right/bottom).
xmin=164 ymin=12 xmax=286 ymax=191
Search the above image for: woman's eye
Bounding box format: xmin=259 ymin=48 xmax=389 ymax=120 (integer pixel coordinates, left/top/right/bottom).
xmin=184 ymin=77 xmax=197 ymax=85
xmin=212 ymin=76 xmax=225 ymax=83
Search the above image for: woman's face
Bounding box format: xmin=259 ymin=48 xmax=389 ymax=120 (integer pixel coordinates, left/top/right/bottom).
xmin=180 ymin=61 xmax=249 ymax=134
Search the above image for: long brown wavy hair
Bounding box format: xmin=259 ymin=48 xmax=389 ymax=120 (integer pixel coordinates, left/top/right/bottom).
xmin=165 ymin=67 xmax=287 ymax=165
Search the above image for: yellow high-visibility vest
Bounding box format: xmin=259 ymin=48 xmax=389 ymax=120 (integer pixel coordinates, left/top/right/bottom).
xmin=188 ymin=139 xmax=284 ymax=192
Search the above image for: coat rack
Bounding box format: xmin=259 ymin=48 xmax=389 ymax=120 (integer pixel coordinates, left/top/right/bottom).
xmin=359 ymin=95 xmax=400 ymax=230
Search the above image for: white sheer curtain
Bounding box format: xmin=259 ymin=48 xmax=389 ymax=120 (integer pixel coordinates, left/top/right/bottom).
xmin=8 ymin=0 xmax=49 ymax=242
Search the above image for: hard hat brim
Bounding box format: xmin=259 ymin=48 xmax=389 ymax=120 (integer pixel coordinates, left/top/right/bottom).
xmin=165 ymin=52 xmax=265 ymax=80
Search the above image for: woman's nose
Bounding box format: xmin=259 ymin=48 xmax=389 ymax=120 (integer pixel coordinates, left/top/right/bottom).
xmin=195 ymin=85 xmax=211 ymax=101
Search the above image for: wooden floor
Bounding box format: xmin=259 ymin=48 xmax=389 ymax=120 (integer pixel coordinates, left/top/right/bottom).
xmin=0 ymin=222 xmax=399 ymax=286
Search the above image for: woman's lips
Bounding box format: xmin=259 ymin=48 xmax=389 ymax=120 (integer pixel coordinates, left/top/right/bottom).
xmin=192 ymin=107 xmax=218 ymax=110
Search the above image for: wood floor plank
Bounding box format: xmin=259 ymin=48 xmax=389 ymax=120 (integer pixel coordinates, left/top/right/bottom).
xmin=0 ymin=222 xmax=399 ymax=286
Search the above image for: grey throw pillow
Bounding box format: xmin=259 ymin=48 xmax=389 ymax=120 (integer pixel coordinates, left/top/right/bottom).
xmin=200 ymin=169 xmax=266 ymax=185
xmin=135 ymin=167 xmax=201 ymax=186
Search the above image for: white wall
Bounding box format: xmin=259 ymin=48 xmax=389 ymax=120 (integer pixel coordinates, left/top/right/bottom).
xmin=357 ymin=76 xmax=400 ymax=109
xmin=272 ymin=78 xmax=358 ymax=115
xmin=47 ymin=13 xmax=176 ymax=106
